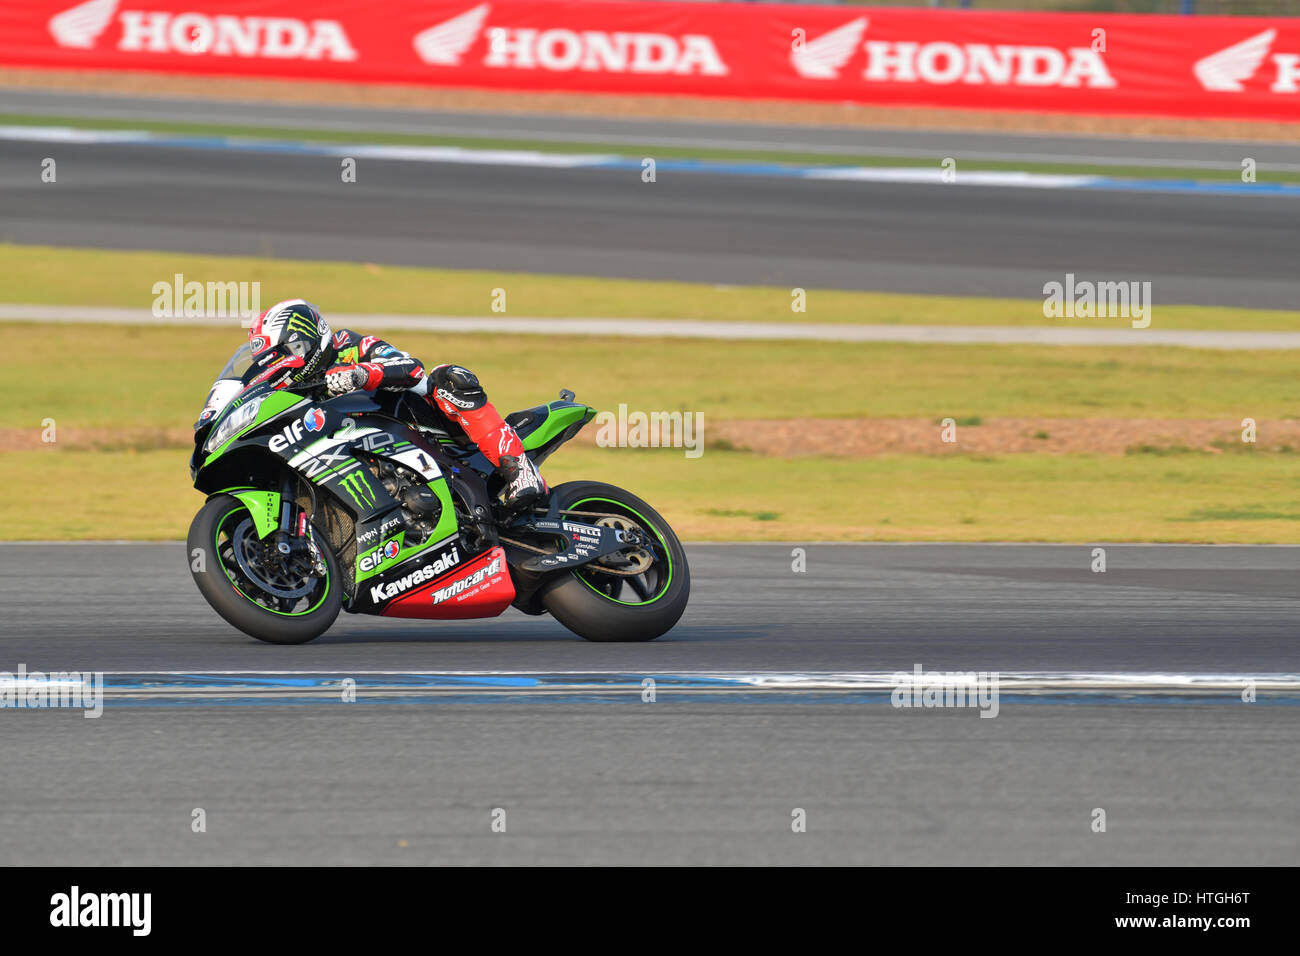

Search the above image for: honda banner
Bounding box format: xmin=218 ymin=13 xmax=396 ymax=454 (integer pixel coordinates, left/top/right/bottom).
xmin=3 ymin=0 xmax=1300 ymax=121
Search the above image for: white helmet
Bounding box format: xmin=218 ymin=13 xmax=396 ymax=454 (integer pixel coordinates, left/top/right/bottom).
xmin=247 ymin=299 xmax=331 ymax=383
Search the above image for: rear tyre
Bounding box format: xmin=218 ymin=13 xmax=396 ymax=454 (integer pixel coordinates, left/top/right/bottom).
xmin=188 ymin=494 xmax=341 ymax=645
xmin=539 ymin=481 xmax=689 ymax=642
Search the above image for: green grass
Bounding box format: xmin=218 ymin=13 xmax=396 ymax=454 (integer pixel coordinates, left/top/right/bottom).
xmin=0 ymin=321 xmax=1296 ymax=541
xmin=5 ymin=244 xmax=1300 ymax=331
xmin=2 ymin=322 xmax=1298 ymax=434
xmin=3 ymin=243 xmax=1296 ymax=542
xmin=0 ymin=112 xmax=1276 ymax=183
xmin=10 ymin=445 xmax=1300 ymax=543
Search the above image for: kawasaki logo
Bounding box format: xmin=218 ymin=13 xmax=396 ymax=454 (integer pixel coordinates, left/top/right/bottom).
xmin=368 ymin=548 xmax=461 ymax=602
xmin=49 ymin=0 xmax=357 ymax=60
xmin=431 ymin=557 xmax=503 ymax=605
xmin=413 ymin=4 xmax=727 ymax=76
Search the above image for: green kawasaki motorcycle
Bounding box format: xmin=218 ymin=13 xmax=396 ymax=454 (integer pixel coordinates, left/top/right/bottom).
xmin=187 ymin=344 xmax=689 ymax=644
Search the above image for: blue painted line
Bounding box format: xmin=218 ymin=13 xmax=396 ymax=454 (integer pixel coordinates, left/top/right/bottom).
xmin=7 ymin=126 xmax=1295 ymax=197
xmin=91 ymin=692 xmax=1300 ymax=708
xmin=1084 ymin=177 xmax=1300 ymax=197
xmin=106 ymin=673 xmax=543 ymax=689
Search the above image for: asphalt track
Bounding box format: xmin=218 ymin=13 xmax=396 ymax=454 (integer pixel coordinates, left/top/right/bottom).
xmin=1 ymin=136 xmax=1296 ymax=307
xmin=5 ymin=88 xmax=1299 ymax=171
xmin=6 ymin=543 xmax=1300 ymax=673
xmin=2 ymin=543 xmax=1297 ymax=865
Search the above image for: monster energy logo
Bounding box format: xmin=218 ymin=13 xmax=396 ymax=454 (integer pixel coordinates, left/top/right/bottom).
xmin=286 ymin=313 xmax=319 ymax=337
xmin=338 ymin=471 xmax=376 ymax=508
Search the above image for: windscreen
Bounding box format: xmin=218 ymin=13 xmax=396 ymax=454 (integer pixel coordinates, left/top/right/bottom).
xmin=194 ymin=343 xmax=255 ymax=431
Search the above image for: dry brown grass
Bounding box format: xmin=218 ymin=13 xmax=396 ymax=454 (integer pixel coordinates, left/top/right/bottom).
xmin=3 ymin=66 xmax=1297 ymax=142
xmin=9 ymin=416 xmax=1291 ymax=457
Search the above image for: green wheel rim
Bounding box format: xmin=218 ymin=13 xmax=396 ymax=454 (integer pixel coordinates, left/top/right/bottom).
xmin=569 ymin=496 xmax=673 ymax=607
xmin=213 ymin=504 xmax=331 ymax=617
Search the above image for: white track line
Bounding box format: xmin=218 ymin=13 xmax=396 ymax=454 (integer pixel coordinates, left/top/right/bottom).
xmin=6 ymin=671 xmax=1294 ymax=694
xmin=2 ymin=305 xmax=1298 ymax=349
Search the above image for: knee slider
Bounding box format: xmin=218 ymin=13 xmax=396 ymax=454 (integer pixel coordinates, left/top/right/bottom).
xmin=432 ymin=364 xmax=486 ymax=410
xmin=434 ymin=364 xmax=482 ymax=394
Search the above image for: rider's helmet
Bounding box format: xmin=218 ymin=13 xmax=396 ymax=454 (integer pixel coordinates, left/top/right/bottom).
xmin=247 ymin=299 xmax=331 ymax=389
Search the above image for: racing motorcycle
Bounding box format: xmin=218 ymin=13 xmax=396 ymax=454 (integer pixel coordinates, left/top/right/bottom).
xmin=186 ymin=344 xmax=689 ymax=644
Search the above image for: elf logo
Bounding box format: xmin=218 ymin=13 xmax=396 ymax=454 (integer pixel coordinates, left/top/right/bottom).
xmin=48 ymin=0 xmax=357 ymax=60
xmin=358 ymin=538 xmax=403 ymax=573
xmin=268 ymin=419 xmax=304 ymax=453
xmin=303 ymin=408 xmax=326 ymax=433
xmin=413 ymin=4 xmax=728 ymax=76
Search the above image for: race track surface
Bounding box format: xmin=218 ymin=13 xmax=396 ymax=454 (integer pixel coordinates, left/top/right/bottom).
xmin=6 ymin=88 xmax=1298 ymax=171
xmin=1 ymin=543 xmax=1296 ymax=865
xmin=1 ymin=137 xmax=1295 ymax=307
xmin=5 ymin=542 xmax=1300 ymax=673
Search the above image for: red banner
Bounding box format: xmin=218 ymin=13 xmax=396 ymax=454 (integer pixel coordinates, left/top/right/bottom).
xmin=3 ymin=0 xmax=1300 ymax=121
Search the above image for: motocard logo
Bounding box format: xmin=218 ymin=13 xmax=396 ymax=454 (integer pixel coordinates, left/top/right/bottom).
xmin=1193 ymin=30 xmax=1300 ymax=94
xmin=48 ymin=0 xmax=357 ymax=60
xmin=413 ymin=3 xmax=728 ymax=75
xmin=431 ymin=556 xmax=503 ymax=605
xmin=792 ymin=17 xmax=1114 ymax=88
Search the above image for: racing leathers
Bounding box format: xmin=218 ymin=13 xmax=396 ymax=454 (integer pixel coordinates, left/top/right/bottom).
xmin=324 ymin=330 xmax=547 ymax=509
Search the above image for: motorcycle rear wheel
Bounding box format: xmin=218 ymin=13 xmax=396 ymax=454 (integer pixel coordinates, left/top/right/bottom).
xmin=539 ymin=481 xmax=690 ymax=642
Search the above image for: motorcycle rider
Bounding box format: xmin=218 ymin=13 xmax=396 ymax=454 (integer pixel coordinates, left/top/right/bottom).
xmin=245 ymin=298 xmax=546 ymax=509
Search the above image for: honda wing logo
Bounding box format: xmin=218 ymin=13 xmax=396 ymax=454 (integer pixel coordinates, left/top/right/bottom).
xmin=413 ymin=4 xmax=727 ymax=75
xmin=48 ymin=0 xmax=357 ymax=59
xmin=791 ymin=18 xmax=866 ymax=80
xmin=413 ymin=2 xmax=489 ymax=66
xmin=1194 ymin=30 xmax=1275 ymax=91
xmin=49 ymin=0 xmax=117 ymax=48
xmin=787 ymin=19 xmax=1113 ymax=88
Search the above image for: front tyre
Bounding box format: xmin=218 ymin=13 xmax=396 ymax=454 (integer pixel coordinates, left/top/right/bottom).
xmin=539 ymin=481 xmax=689 ymax=642
xmin=187 ymin=494 xmax=341 ymax=645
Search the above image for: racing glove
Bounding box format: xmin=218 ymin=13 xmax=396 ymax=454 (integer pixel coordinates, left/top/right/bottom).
xmin=325 ymin=363 xmax=382 ymax=396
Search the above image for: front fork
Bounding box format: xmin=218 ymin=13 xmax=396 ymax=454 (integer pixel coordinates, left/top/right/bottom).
xmin=278 ymin=474 xmax=325 ymax=576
